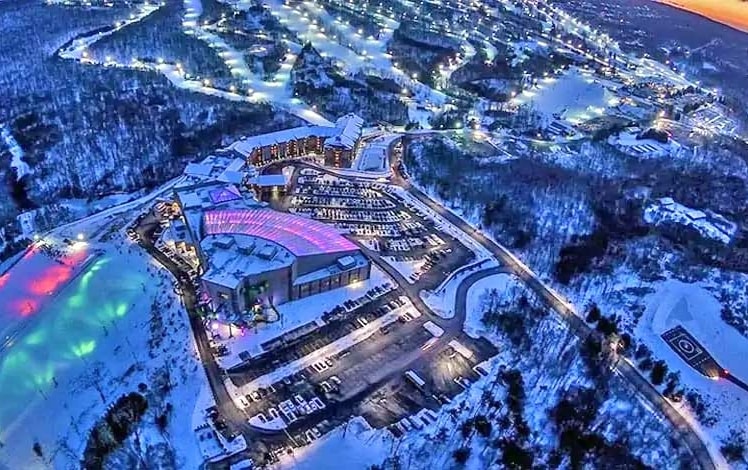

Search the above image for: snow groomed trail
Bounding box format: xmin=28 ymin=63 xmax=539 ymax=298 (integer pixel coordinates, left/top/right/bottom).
xmin=55 ymin=0 xmax=333 ymax=126
xmin=0 ymin=249 xmax=148 ymax=440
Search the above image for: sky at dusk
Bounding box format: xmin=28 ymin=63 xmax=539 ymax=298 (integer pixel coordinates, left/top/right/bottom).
xmin=657 ymin=0 xmax=748 ymax=33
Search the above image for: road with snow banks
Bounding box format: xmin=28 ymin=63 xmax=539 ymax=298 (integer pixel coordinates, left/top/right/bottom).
xmin=388 ymin=142 xmax=717 ymax=470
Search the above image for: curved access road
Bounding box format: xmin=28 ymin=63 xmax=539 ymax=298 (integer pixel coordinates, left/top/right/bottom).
xmin=389 ymin=166 xmax=717 ymax=470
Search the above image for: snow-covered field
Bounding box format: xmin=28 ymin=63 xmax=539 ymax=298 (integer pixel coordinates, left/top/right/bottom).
xmin=462 ymin=272 xmax=522 ymax=339
xmin=564 ymin=263 xmax=748 ymax=468
xmin=512 ymin=68 xmax=617 ymax=126
xmin=380 ymin=256 xmax=425 ymax=283
xmin=0 ymin=232 xmax=205 ymax=468
xmin=0 ymin=179 xmax=206 ymax=468
xmin=635 ymin=279 xmax=747 ymax=461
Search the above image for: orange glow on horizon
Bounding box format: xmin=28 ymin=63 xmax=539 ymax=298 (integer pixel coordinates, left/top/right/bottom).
xmin=657 ymin=0 xmax=748 ymax=33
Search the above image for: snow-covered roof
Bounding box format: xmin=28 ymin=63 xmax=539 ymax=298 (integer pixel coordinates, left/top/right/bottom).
xmin=201 ymin=234 xmax=295 ymax=289
xmin=644 ymin=198 xmax=737 ymax=244
xmin=202 ymin=209 xmax=358 ymax=257
xmin=248 ymin=174 xmax=288 ymax=187
xmin=217 ymin=170 xmax=246 ymax=185
xmin=185 ymin=163 xmax=214 ymax=177
xmin=176 ymin=183 xmax=247 ymax=210
xmin=230 ymin=126 xmax=340 ymax=156
xmin=325 ymin=114 xmax=364 ymax=150
xmin=292 ymin=253 xmax=368 ymax=286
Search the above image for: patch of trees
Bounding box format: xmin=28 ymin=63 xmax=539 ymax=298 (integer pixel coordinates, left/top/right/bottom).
xmin=452 ymin=446 xmax=471 ymax=464
xmin=720 ymin=305 xmax=748 ymax=338
xmin=685 ymin=391 xmax=719 ymax=426
xmin=554 ymin=228 xmax=610 ymax=284
xmin=584 ymin=304 xmax=620 ymax=336
xmin=555 ymin=185 xmax=650 ymax=284
xmin=388 ymin=23 xmax=460 ymax=88
xmin=649 ymin=360 xmax=668 ymax=385
xmin=632 ymin=340 xmax=686 ymax=400
xmin=591 ymin=121 xmax=630 ymax=142
xmin=450 ymin=45 xmax=515 ymax=85
xmin=481 ymin=294 xmax=543 ymax=351
xmin=498 ymin=438 xmax=535 ymax=469
xmin=485 ymin=369 xmax=535 ymax=468
xmin=552 ymin=387 xmax=647 ymax=469
xmin=637 ymin=127 xmax=670 ymax=144
xmin=429 ymin=109 xmax=467 ymax=130
xmin=0 ymin=235 xmax=30 ymax=263
xmin=720 ymin=430 xmax=747 ymax=463
xmin=82 ymin=392 xmax=149 ymax=470
xmin=89 ymin=0 xmax=232 ymax=80
xmin=481 ymin=195 xmax=535 ymax=249
xmin=290 ymin=45 xmax=409 ymax=125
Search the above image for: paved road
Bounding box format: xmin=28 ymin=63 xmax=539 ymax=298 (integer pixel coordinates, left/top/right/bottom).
xmin=134 ymin=201 xmax=508 ymax=456
xmin=389 ymin=157 xmax=717 ymax=470
xmin=134 ymin=215 xmax=255 ymax=440
xmin=136 ymin=153 xmax=715 ymax=469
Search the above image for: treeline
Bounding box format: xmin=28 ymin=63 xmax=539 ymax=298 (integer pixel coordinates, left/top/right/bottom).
xmin=291 ymin=44 xmax=409 ymax=124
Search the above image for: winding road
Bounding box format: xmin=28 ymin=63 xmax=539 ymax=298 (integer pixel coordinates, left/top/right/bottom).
xmin=388 ymin=148 xmax=717 ymax=470
xmin=52 ymin=0 xmax=718 ymax=466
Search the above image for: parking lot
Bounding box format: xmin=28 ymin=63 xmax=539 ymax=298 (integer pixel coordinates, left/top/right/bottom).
xmin=129 ymin=165 xmax=504 ymax=460
xmin=231 ymin=292 xmax=498 ymax=447
xmin=289 ymin=168 xmax=475 ymax=290
xmin=227 ymin=291 xmax=409 ymax=385
xmin=357 ymin=333 xmax=498 ymax=430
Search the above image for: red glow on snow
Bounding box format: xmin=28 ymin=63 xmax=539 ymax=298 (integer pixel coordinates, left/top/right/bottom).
xmin=1 ymin=245 xmax=89 ymax=319
xmin=15 ymin=299 xmax=39 ymax=318
xmin=23 ymin=245 xmax=39 ymax=260
xmin=28 ymin=249 xmax=88 ymax=296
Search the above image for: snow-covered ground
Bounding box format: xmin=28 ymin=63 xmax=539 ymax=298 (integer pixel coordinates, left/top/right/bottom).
xmin=462 ymin=272 xmax=523 ymax=339
xmin=56 ymin=0 xmax=333 ymax=126
xmin=351 ymin=134 xmax=399 ymax=172
xmin=635 ymin=280 xmax=748 ymax=461
xmin=512 ymin=68 xmax=617 ymax=126
xmin=266 ymin=258 xmax=694 ymax=469
xmin=608 ymin=130 xmax=681 ymax=158
xmin=644 ymin=197 xmax=737 ymax=244
xmin=57 ymin=2 xmax=161 ymax=62
xmin=1 ymin=125 xmax=31 ymax=181
xmin=421 ymin=260 xmax=501 ymax=319
xmin=253 ymin=0 xmax=448 ymax=108
xmin=380 ymin=256 xmax=425 ymax=283
xmin=0 ymin=235 xmax=205 ymax=468
xmin=211 ymin=265 xmax=392 ymax=368
xmin=0 ymin=170 xmax=212 ymax=467
xmin=563 ymin=263 xmax=747 ymax=468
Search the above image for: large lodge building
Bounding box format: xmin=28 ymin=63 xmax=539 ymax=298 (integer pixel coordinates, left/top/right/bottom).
xmin=160 ymin=114 xmax=371 ymax=319
xmin=229 ymin=113 xmax=364 ymax=168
